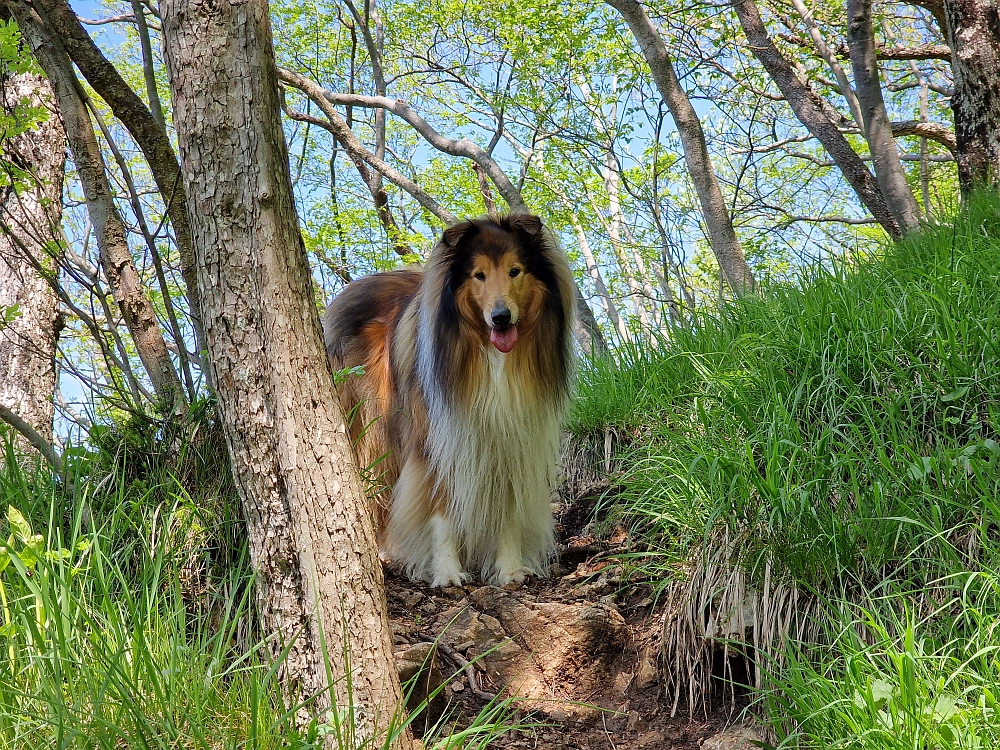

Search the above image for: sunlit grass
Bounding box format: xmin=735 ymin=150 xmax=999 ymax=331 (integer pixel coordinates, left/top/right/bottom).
xmin=571 ymin=190 xmax=1000 ymax=742
xmin=0 ymin=444 xmax=529 ymax=749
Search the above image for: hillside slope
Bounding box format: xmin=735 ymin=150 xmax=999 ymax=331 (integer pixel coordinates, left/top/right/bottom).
xmin=572 ymin=192 xmax=1000 ymax=747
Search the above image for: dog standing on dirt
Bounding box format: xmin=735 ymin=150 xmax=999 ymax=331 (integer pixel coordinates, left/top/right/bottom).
xmin=323 ymin=214 xmax=575 ymax=587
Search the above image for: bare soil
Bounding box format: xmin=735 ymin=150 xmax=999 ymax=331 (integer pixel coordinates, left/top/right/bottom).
xmin=386 ymin=496 xmax=750 ymax=749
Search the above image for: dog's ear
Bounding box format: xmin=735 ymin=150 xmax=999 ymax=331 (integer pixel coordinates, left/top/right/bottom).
xmin=508 ymin=214 xmax=543 ymax=238
xmin=442 ymin=221 xmax=477 ymax=249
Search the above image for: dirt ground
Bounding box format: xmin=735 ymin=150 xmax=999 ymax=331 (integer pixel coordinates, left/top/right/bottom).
xmin=385 ymin=496 xmax=753 ymax=749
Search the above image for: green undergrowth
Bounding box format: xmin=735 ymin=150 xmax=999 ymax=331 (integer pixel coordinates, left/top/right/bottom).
xmin=0 ymin=433 xmax=525 ymax=748
xmin=572 ymin=192 xmax=1000 ymax=746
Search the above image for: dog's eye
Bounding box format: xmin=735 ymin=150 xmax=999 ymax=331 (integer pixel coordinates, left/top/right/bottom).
xmin=474 ymin=271 xmax=486 ymax=281
xmin=509 ymin=268 xmax=521 ymax=278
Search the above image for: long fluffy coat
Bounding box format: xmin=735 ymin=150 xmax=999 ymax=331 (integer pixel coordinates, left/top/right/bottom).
xmin=323 ymin=214 xmax=575 ymax=586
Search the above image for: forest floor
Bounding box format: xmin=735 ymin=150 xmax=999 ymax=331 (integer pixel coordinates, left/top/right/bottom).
xmin=385 ymin=492 xmax=756 ymax=750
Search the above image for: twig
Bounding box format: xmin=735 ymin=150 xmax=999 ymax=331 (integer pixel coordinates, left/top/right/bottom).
xmin=425 ymin=638 xmax=497 ymax=702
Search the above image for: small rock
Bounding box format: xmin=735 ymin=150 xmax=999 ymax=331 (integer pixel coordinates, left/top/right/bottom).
xmin=626 ymin=710 xmax=647 ymax=733
xmin=700 ymin=724 xmax=763 ymax=750
xmin=391 ymin=622 xmax=411 ymax=645
xmin=402 ymin=590 xmax=424 ymax=607
xmin=548 ymin=707 xmax=572 ymax=722
xmin=634 ymin=730 xmax=664 ymax=747
xmin=548 ymin=562 xmax=568 ymax=577
xmin=441 ymin=586 xmax=466 ymax=601
xmin=635 ymin=644 xmax=658 ymax=689
xmin=612 ymin=672 xmax=631 ymax=696
xmin=450 ymin=680 xmax=464 ymax=692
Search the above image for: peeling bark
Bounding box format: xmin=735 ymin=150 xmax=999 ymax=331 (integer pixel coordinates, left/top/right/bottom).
xmin=607 ymin=0 xmax=754 ymax=294
xmin=160 ymin=0 xmax=411 ymax=743
xmin=943 ymin=0 xmax=1000 ymax=193
xmin=0 ymin=63 xmax=64 ymax=449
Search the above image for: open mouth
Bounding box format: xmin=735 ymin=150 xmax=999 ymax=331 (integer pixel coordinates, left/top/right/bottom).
xmin=489 ymin=325 xmax=519 ymax=353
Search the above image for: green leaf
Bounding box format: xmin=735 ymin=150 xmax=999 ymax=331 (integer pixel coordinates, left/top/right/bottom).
xmin=8 ymin=506 xmax=30 ymax=542
xmin=17 ymin=546 xmax=38 ymax=568
xmin=940 ymin=385 xmax=969 ymax=402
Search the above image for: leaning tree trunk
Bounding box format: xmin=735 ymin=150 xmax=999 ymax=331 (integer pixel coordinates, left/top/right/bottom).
xmin=943 ymin=0 xmax=1000 ymax=194
xmin=731 ymin=0 xmax=903 ymax=238
xmin=606 ymin=0 xmax=755 ymax=295
xmin=846 ymin=0 xmax=922 ymax=233
xmin=159 ymin=0 xmax=411 ymax=744
xmin=12 ymin=2 xmax=187 ymax=415
xmin=32 ymin=0 xmax=210 ymax=382
xmin=0 ymin=64 xmax=65 ymax=450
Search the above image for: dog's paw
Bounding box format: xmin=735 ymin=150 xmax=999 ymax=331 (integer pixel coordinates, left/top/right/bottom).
xmin=495 ymin=567 xmax=533 ymax=587
xmin=430 ymin=568 xmax=469 ymax=588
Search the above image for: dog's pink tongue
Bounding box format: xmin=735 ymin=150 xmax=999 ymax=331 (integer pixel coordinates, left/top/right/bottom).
xmin=490 ymin=326 xmax=518 ymax=353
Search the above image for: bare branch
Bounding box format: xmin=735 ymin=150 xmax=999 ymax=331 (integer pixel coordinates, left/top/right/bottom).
xmin=833 ymin=41 xmax=952 ymax=61
xmin=278 ymin=68 xmax=458 ymax=224
xmin=34 ymin=0 xmax=207 ymax=383
xmin=608 ymin=0 xmax=754 ymax=294
xmin=0 ymin=403 xmax=63 ymax=473
xmin=890 ymin=120 xmax=957 ymax=154
xmin=732 ymin=0 xmax=903 ymax=238
xmin=296 ymin=84 xmax=528 ymax=212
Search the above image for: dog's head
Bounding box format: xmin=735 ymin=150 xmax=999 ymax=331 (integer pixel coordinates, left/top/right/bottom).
xmin=435 ymin=214 xmax=561 ymax=354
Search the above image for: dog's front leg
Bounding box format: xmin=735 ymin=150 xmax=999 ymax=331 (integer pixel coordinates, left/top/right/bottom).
xmin=494 ymin=523 xmax=532 ymax=586
xmin=430 ymin=514 xmax=467 ymax=587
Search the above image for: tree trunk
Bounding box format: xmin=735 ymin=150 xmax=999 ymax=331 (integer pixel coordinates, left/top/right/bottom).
xmin=731 ymin=0 xmax=904 ymax=239
xmin=569 ymin=214 xmax=628 ymax=341
xmin=846 ymin=0 xmax=922 ymax=233
xmin=12 ymin=3 xmax=187 ymax=414
xmin=943 ymin=0 xmax=1000 ymax=194
xmin=31 ymin=0 xmax=209 ymax=383
xmin=159 ymin=0 xmax=411 ymax=744
xmin=0 ymin=65 xmax=64 ymax=450
xmin=606 ymin=0 xmax=754 ymax=294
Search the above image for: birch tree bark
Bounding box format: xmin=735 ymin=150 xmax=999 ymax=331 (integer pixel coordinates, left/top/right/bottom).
xmin=11 ymin=2 xmax=187 ymax=414
xmin=846 ymin=0 xmax=922 ymax=233
xmin=731 ymin=0 xmax=904 ymax=238
xmin=606 ymin=0 xmax=755 ymax=294
xmin=943 ymin=0 xmax=1000 ymax=193
xmin=0 ymin=60 xmax=64 ymax=449
xmin=159 ymin=0 xmax=411 ymax=743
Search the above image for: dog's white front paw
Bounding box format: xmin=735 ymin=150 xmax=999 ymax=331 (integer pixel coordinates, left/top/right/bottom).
xmin=430 ymin=568 xmax=469 ymax=588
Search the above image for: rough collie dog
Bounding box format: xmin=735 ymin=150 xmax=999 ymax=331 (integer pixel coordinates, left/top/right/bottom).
xmin=322 ymin=214 xmax=575 ymax=587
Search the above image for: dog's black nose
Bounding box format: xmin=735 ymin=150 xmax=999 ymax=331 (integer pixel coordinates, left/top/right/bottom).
xmin=492 ymin=307 xmax=512 ymax=328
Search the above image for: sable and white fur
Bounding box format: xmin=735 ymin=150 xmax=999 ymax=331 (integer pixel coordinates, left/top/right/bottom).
xmin=322 ymin=215 xmax=575 ymax=587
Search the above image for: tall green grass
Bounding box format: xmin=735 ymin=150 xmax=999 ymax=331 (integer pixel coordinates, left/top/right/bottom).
xmin=572 ymin=192 xmax=1000 ymax=744
xmin=0 ymin=439 xmax=527 ymax=748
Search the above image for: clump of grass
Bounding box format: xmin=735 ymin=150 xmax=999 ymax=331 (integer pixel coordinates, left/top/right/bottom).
xmin=0 ymin=433 xmax=532 ymax=749
xmin=571 ymin=191 xmax=1000 ymax=735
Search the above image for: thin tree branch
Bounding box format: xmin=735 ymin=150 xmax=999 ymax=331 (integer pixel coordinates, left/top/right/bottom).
xmin=0 ymin=403 xmax=63 ymax=473
xmin=277 ymin=70 xmax=457 ymax=224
